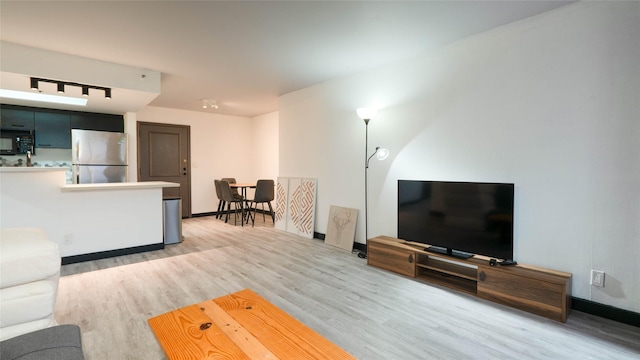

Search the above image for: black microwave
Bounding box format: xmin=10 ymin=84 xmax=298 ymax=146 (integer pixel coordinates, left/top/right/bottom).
xmin=0 ymin=130 xmax=35 ymax=155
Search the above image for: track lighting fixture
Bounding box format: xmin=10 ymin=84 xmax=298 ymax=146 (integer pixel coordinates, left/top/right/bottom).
xmin=201 ymin=99 xmax=219 ymax=109
xmin=29 ymin=77 xmax=112 ymax=99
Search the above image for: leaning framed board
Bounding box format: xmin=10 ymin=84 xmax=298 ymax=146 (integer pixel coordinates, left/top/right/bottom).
xmin=275 ymin=177 xmax=317 ymax=239
xmin=325 ymin=206 xmax=358 ymax=251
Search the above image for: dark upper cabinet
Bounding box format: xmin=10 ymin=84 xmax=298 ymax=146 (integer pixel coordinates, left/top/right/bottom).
xmin=34 ymin=111 xmax=71 ymax=149
xmin=0 ymin=108 xmax=35 ymax=130
xmin=1 ymin=105 xmax=124 ymax=151
xmin=71 ymin=113 xmax=124 ymax=132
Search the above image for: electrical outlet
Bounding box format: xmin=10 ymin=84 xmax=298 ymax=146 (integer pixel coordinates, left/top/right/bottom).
xmin=591 ymin=270 xmax=605 ymax=287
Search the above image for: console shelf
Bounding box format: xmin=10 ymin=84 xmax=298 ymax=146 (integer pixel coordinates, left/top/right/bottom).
xmin=416 ymin=254 xmax=478 ymax=295
xmin=367 ymin=236 xmax=572 ymax=322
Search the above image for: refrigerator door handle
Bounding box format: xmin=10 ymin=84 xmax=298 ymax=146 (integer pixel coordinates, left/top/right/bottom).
xmin=73 ymin=139 xmax=79 ymax=164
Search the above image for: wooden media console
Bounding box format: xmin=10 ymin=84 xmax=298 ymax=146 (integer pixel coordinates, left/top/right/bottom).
xmin=367 ymin=236 xmax=572 ymax=322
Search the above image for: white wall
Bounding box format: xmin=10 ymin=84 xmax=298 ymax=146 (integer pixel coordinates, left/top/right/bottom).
xmin=279 ymin=2 xmax=639 ymax=312
xmin=250 ymin=111 xmax=279 ymax=182
xmin=134 ymin=106 xmax=279 ymax=214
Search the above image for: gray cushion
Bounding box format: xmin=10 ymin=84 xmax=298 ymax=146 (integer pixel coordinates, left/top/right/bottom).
xmin=0 ymin=325 xmax=84 ymax=360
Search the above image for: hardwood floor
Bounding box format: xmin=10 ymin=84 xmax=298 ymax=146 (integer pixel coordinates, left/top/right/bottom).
xmin=57 ymin=216 xmax=640 ymax=360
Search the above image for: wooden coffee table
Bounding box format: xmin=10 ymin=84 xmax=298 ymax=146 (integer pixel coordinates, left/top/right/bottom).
xmin=148 ymin=289 xmax=356 ymax=360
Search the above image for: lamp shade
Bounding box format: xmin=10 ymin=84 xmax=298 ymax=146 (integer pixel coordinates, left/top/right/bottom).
xmin=376 ymin=148 xmax=390 ymax=161
xmin=356 ymin=107 xmax=377 ymax=120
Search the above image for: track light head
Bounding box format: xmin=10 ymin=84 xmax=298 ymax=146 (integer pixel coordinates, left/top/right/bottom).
xmin=105 ymin=88 xmax=111 ymax=99
xmin=82 ymin=86 xmax=89 ymax=97
xmin=57 ymin=83 xmax=65 ymax=93
xmin=30 ymin=78 xmax=39 ymax=91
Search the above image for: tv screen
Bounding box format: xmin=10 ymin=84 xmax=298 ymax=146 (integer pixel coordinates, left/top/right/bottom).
xmin=398 ymin=180 xmax=514 ymax=260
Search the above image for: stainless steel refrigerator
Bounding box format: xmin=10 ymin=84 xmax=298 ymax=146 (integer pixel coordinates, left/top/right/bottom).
xmin=72 ymin=129 xmax=128 ymax=184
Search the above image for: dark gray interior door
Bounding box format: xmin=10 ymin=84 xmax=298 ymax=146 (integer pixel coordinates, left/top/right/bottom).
xmin=137 ymin=122 xmax=192 ymax=218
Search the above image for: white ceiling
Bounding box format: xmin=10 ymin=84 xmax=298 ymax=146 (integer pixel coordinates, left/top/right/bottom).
xmin=0 ymin=1 xmax=573 ymax=117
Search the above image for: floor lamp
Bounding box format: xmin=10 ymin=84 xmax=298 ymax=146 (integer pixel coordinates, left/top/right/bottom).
xmin=357 ymin=108 xmax=389 ymax=256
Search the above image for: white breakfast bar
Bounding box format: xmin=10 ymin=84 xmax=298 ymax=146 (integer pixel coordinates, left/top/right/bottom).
xmin=0 ymin=167 xmax=179 ymax=263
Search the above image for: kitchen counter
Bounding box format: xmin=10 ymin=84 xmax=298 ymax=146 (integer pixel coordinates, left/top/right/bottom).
xmin=0 ymin=166 xmax=69 ymax=172
xmin=0 ymin=167 xmax=73 ymax=183
xmin=0 ymin=168 xmax=178 ymax=192
xmin=61 ymin=181 xmax=179 ymax=192
xmin=1 ymin=168 xmax=180 ymax=262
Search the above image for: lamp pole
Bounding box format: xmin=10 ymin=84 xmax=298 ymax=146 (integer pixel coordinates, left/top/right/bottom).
xmin=357 ymin=107 xmax=383 ymax=255
xmin=364 ymin=118 xmax=370 ymax=245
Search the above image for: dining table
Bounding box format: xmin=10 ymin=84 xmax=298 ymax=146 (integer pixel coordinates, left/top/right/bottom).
xmin=230 ymin=182 xmax=256 ymax=199
xmin=230 ymin=182 xmax=256 ymax=224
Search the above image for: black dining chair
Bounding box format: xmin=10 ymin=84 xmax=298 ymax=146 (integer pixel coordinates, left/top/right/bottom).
xmin=219 ymin=180 xmax=246 ymax=226
xmin=246 ymin=179 xmax=275 ymax=226
xmin=221 ymin=177 xmax=244 ymax=201
xmin=214 ymin=179 xmax=225 ymax=219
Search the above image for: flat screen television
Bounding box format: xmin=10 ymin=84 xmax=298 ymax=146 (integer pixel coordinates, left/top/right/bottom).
xmin=398 ymin=180 xmax=514 ymax=260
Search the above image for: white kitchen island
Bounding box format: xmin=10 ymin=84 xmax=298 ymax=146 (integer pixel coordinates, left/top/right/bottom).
xmin=0 ymin=167 xmax=179 ymax=263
